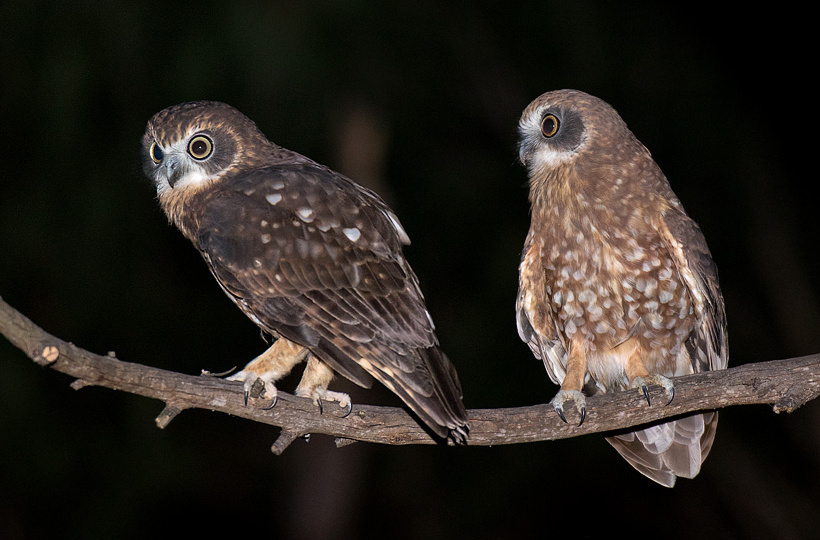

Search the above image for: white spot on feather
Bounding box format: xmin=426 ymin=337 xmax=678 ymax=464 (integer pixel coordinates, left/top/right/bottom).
xmin=297 ymin=207 xmax=315 ymax=222
xmin=266 ymin=193 xmax=282 ymax=205
xmin=343 ymin=228 xmax=361 ymax=242
xmin=594 ymin=322 xmax=611 ymax=334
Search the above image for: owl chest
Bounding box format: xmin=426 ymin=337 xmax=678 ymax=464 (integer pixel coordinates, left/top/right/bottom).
xmin=531 ymin=217 xmax=693 ymax=350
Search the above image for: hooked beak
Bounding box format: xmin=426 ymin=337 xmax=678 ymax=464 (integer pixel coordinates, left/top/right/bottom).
xmin=518 ymin=138 xmax=535 ymax=167
xmin=164 ymin=155 xmax=183 ymax=188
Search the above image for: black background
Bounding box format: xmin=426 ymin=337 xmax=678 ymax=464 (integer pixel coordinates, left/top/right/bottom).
xmin=1 ymin=2 xmax=818 ymax=539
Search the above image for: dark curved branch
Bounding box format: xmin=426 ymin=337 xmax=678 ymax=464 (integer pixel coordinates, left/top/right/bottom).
xmin=2 ymin=295 xmax=818 ymax=454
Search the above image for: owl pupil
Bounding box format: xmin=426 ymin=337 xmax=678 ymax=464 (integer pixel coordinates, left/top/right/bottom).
xmin=541 ymin=114 xmax=559 ymax=138
xmin=188 ymin=135 xmax=213 ymax=160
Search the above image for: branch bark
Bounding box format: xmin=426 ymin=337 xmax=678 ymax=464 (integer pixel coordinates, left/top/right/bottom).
xmin=2 ymin=295 xmax=818 ymax=454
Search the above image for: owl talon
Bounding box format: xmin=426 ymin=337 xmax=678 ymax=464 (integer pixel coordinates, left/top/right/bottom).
xmin=630 ymin=375 xmax=675 ymax=406
xmin=640 ymin=383 xmax=651 ymax=405
xmin=228 ymin=372 xmax=279 ymax=409
xmin=262 ymin=393 xmax=279 ymax=410
xmin=327 ymin=391 xmax=353 ymax=415
xmin=297 ymin=387 xmax=352 ymax=416
xmin=550 ymin=389 xmax=586 ymax=426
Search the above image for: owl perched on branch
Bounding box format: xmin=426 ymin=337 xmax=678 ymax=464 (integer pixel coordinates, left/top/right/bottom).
xmin=142 ymin=101 xmax=468 ymax=444
xmin=516 ymin=89 xmax=727 ymax=486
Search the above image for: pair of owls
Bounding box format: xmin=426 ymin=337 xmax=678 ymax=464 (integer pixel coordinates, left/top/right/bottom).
xmin=142 ymin=90 xmax=726 ymax=488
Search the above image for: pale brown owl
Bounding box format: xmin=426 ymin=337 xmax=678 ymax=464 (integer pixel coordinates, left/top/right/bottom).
xmin=142 ymin=101 xmax=468 ymax=444
xmin=516 ymin=89 xmax=727 ymax=486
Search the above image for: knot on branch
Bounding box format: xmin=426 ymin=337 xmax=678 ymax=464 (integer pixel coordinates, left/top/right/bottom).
xmin=33 ymin=344 xmax=60 ymax=366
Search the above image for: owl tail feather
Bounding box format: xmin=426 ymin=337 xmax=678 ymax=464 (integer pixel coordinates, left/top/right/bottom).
xmin=605 ymin=411 xmax=718 ymax=487
xmin=415 ymin=346 xmax=470 ymax=445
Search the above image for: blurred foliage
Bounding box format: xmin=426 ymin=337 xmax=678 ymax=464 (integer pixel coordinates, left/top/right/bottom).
xmin=1 ymin=1 xmax=818 ymax=539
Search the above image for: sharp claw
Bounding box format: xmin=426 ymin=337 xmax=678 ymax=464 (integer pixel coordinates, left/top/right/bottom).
xmin=631 ymin=375 xmax=675 ymax=406
xmin=296 ymin=389 xmax=351 ymax=416
xmin=243 ymin=389 xmax=249 ymax=407
xmin=550 ymin=389 xmax=586 ymax=425
xmin=262 ymin=393 xmax=278 ymax=410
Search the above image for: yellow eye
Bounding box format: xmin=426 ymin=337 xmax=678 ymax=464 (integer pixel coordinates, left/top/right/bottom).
xmin=188 ymin=135 xmax=213 ymax=160
xmin=149 ymin=142 xmax=164 ymax=164
xmin=540 ymin=114 xmax=560 ymax=138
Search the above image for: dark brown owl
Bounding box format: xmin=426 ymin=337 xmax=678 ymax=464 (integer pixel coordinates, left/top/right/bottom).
xmin=142 ymin=101 xmax=468 ymax=444
xmin=516 ymin=89 xmax=727 ymax=486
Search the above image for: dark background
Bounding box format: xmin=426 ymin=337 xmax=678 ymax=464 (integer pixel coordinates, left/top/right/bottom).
xmin=1 ymin=2 xmax=818 ymax=538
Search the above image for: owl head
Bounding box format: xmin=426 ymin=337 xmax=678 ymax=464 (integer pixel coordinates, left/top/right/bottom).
xmin=517 ymin=89 xmax=652 ymax=174
xmin=142 ymin=101 xmax=270 ymax=195
xmin=517 ymin=89 xmax=663 ymax=207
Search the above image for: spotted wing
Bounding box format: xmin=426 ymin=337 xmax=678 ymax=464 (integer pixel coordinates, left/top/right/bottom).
xmin=516 ymin=231 xmax=570 ymax=387
xmin=658 ymin=206 xmax=728 ymax=373
xmin=196 ymin=163 xmax=468 ymax=440
xmin=606 ymin=205 xmax=727 ymax=487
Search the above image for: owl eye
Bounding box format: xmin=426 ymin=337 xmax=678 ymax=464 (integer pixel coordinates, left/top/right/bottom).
xmin=149 ymin=142 xmax=164 ymax=164
xmin=540 ymin=114 xmax=560 ymax=138
xmin=188 ymin=135 xmax=214 ymax=160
